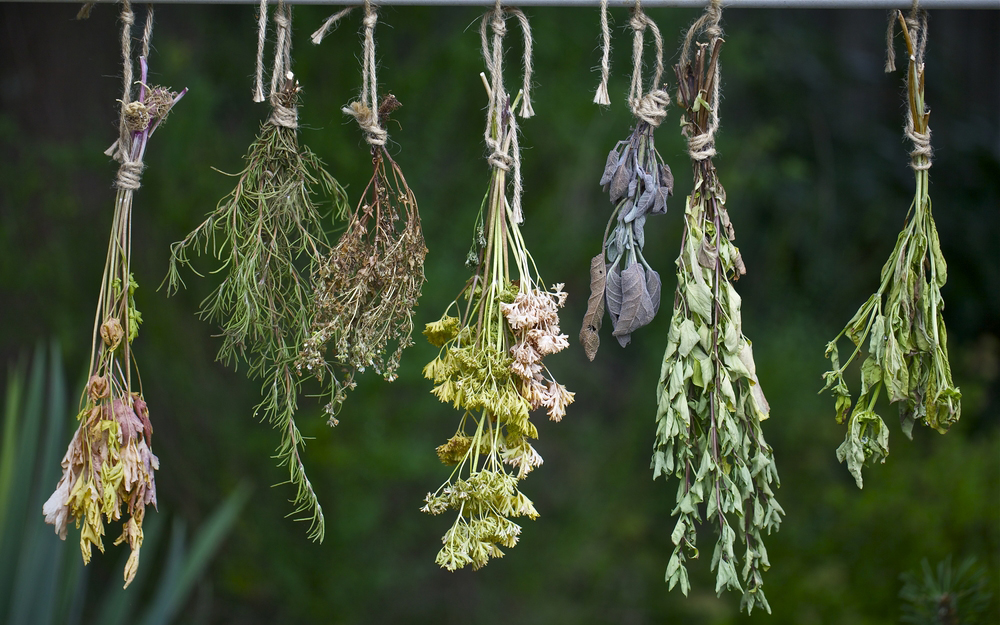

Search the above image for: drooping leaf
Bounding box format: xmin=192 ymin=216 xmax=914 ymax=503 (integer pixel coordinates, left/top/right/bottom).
xmin=612 ymin=263 xmax=656 ymax=347
xmin=579 ymin=254 xmax=607 ymax=361
xmin=605 ymin=260 xmax=623 ymax=326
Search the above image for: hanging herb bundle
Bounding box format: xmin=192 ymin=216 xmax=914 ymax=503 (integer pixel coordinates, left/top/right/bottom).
xmin=581 ymin=1 xmax=674 ymax=360
xmin=301 ymin=1 xmax=427 ymax=413
xmin=165 ymin=0 xmax=347 ymax=541
xmin=44 ymin=3 xmax=185 ymax=588
xmin=651 ymin=3 xmax=782 ymax=614
xmin=421 ymin=5 xmax=573 ymax=571
xmin=821 ymin=8 xmax=960 ymax=489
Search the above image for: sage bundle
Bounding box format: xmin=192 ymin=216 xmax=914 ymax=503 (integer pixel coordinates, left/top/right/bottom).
xmin=301 ymin=1 xmax=427 ymax=412
xmin=421 ymin=5 xmax=573 ymax=571
xmin=581 ymin=1 xmax=673 ymax=360
xmin=44 ymin=3 xmax=185 ymax=587
xmin=821 ymin=8 xmax=960 ymax=489
xmin=166 ymin=0 xmax=347 ymax=541
xmin=651 ymin=3 xmax=782 ymax=614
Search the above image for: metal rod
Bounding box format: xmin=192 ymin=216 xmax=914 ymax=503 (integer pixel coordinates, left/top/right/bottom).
xmin=11 ymin=0 xmax=998 ymax=7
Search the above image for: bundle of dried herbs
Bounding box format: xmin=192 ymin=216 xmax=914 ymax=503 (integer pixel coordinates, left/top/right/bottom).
xmin=44 ymin=4 xmax=185 ymax=587
xmin=302 ymin=2 xmax=427 ymax=419
xmin=651 ymin=3 xmax=782 ymax=614
xmin=581 ymin=4 xmax=673 ymax=359
xmin=421 ymin=6 xmax=572 ymax=571
xmin=165 ymin=0 xmax=347 ymax=541
xmin=821 ymin=9 xmax=960 ymax=489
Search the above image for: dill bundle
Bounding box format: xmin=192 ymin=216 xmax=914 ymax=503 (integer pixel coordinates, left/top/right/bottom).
xmin=303 ymin=1 xmax=427 ymax=418
xmin=44 ymin=3 xmax=185 ymax=587
xmin=651 ymin=2 xmax=782 ymax=613
xmin=166 ymin=0 xmax=347 ymax=541
xmin=821 ymin=9 xmax=960 ymax=488
xmin=581 ymin=2 xmax=674 ymax=360
xmin=421 ymin=5 xmax=572 ymax=571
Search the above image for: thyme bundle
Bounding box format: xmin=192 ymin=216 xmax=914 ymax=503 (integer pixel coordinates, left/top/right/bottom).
xmin=581 ymin=3 xmax=673 ymax=360
xmin=421 ymin=6 xmax=573 ymax=571
xmin=166 ymin=0 xmax=347 ymax=541
xmin=651 ymin=4 xmax=782 ymax=613
xmin=44 ymin=4 xmax=185 ymax=587
xmin=302 ymin=2 xmax=427 ymax=418
xmin=821 ymin=9 xmax=960 ymax=489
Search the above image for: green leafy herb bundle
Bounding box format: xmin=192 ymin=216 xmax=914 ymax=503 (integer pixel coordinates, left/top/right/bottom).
xmin=651 ymin=6 xmax=782 ymax=614
xmin=44 ymin=4 xmax=185 ymax=587
xmin=166 ymin=1 xmax=347 ymax=541
xmin=421 ymin=6 xmax=572 ymax=571
xmin=301 ymin=3 xmax=427 ymax=422
xmin=821 ymin=10 xmax=960 ymax=489
xmin=581 ymin=5 xmax=673 ymax=360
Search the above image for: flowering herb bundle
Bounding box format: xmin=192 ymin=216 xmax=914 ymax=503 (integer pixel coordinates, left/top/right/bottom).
xmin=821 ymin=9 xmax=960 ymax=489
xmin=581 ymin=3 xmax=673 ymax=360
xmin=302 ymin=2 xmax=427 ymax=420
xmin=651 ymin=3 xmax=782 ymax=614
xmin=166 ymin=0 xmax=347 ymax=541
xmin=421 ymin=6 xmax=572 ymax=571
xmin=44 ymin=3 xmax=185 ymax=587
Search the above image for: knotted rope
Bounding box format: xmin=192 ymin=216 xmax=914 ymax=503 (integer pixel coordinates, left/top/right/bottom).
xmin=110 ymin=0 xmax=155 ymax=191
xmin=593 ymin=0 xmax=611 ymax=106
xmin=480 ymin=2 xmax=535 ymax=224
xmin=268 ymin=1 xmax=298 ymax=129
xmin=335 ymin=1 xmax=387 ymax=146
xmin=886 ymin=2 xmax=932 ymax=171
xmin=627 ymin=0 xmax=669 ymax=127
xmin=679 ymin=0 xmax=723 ymax=162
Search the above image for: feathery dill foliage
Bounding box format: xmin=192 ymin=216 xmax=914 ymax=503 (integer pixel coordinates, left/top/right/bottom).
xmin=652 ymin=39 xmax=782 ymax=614
xmin=421 ymin=88 xmax=573 ymax=571
xmin=580 ymin=121 xmax=674 ymax=360
xmin=166 ymin=77 xmax=348 ymax=542
xmin=821 ymin=12 xmax=960 ymax=490
xmin=298 ymin=95 xmax=427 ymax=419
xmin=44 ymin=55 xmax=184 ymax=587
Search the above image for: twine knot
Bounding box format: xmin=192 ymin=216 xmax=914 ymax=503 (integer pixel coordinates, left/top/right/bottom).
xmin=488 ymin=150 xmax=513 ymax=171
xmin=343 ymin=101 xmax=387 ymax=146
xmin=905 ymin=121 xmax=932 ymax=171
xmin=491 ymin=11 xmax=507 ymax=38
xmin=269 ymin=100 xmax=298 ymax=129
xmin=122 ymin=8 xmax=134 ymax=26
xmin=631 ymin=88 xmax=670 ymax=127
xmin=273 ymin=9 xmax=290 ymax=31
xmin=685 ymin=125 xmax=717 ymax=161
xmin=362 ymin=10 xmax=377 ymax=30
xmin=116 ymin=159 xmax=144 ymax=190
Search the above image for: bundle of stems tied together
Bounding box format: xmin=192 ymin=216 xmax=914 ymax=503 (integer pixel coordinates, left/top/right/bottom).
xmin=45 ymin=2 xmax=186 ymax=587
xmin=821 ymin=7 xmax=960 ymax=489
xmin=420 ymin=4 xmax=573 ymax=571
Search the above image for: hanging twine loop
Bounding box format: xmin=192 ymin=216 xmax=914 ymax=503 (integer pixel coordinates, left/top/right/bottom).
xmin=109 ymin=0 xmax=155 ymax=191
xmin=627 ymin=1 xmax=669 ymax=127
xmin=335 ymin=1 xmax=388 ymax=146
xmin=267 ymin=1 xmax=299 ymax=129
xmin=480 ymin=2 xmax=534 ymax=224
xmin=678 ymin=0 xmax=723 ymax=161
xmin=253 ymin=0 xmax=268 ymax=102
xmin=593 ymin=0 xmax=611 ymax=106
xmin=887 ymin=2 xmax=932 ymax=171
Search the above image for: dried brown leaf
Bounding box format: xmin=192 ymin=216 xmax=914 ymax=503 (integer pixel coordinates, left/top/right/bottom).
xmin=579 ymin=254 xmax=607 ymax=361
xmin=612 ymin=263 xmax=656 ymax=347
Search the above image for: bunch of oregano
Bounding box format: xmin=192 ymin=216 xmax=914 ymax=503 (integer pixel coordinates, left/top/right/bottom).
xmin=652 ymin=28 xmax=782 ymax=614
xmin=821 ymin=10 xmax=960 ymax=489
xmin=166 ymin=3 xmax=348 ymax=542
xmin=298 ymin=95 xmax=427 ymax=418
xmin=45 ymin=21 xmax=185 ymax=587
xmin=421 ymin=8 xmax=572 ymax=571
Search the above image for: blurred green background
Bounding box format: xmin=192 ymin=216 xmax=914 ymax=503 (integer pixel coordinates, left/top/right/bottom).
xmin=1 ymin=3 xmax=997 ymax=624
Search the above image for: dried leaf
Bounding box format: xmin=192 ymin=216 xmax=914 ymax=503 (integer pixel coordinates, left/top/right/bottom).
xmin=609 ymin=160 xmax=631 ymax=205
xmin=658 ymin=163 xmax=674 ymax=197
xmin=599 ymin=147 xmax=619 ymax=186
xmin=612 ymin=263 xmax=656 ymax=347
xmin=647 ymin=267 xmax=662 ymax=316
xmin=605 ymin=261 xmax=623 ymax=326
xmin=580 ymin=254 xmax=607 ymax=361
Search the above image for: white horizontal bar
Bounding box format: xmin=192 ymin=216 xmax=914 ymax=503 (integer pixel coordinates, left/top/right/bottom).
xmin=10 ymin=0 xmax=998 ymax=7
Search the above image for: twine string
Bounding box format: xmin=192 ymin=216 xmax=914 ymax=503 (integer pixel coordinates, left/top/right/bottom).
xmin=627 ymin=1 xmax=669 ymax=127
xmin=268 ymin=0 xmax=299 ymax=129
xmin=253 ymin=0 xmax=268 ymax=102
xmin=113 ymin=0 xmax=144 ymax=191
xmin=679 ymin=0 xmax=722 ymax=161
xmin=341 ymin=0 xmax=387 ymax=146
xmin=593 ymin=0 xmax=611 ymax=106
xmin=480 ymin=2 xmax=533 ymax=224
